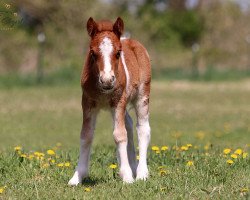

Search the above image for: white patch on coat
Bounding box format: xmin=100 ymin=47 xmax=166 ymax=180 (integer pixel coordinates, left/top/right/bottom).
xmin=121 ymin=51 xmax=130 ymax=94
xmin=99 ymin=37 xmax=113 ymax=78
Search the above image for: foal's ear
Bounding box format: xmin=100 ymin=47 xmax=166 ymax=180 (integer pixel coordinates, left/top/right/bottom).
xmin=113 ymin=17 xmax=124 ymax=38
xmin=87 ymin=17 xmax=98 ymax=37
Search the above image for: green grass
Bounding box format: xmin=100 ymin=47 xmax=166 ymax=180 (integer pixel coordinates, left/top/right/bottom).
xmin=0 ymin=80 xmax=250 ymax=199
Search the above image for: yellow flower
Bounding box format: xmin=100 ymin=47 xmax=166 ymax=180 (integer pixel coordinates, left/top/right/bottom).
xmin=20 ymin=154 xmax=27 ymax=158
xmin=47 ymin=150 xmax=55 ymax=156
xmin=57 ymin=163 xmax=64 ymax=167
xmin=0 ymin=188 xmax=4 ymax=194
xmin=231 ymin=154 xmax=238 ymax=159
xmin=159 ymin=170 xmax=168 ymax=176
xmin=181 ymin=146 xmax=188 ymax=151
xmin=226 ymin=159 xmax=234 ymax=164
xmin=161 ymin=146 xmax=168 ymax=151
xmin=14 ymin=146 xmax=22 ymax=151
xmin=234 ymin=149 xmax=243 ymax=155
xmin=84 ymin=187 xmax=91 ymax=192
xmin=136 ymin=155 xmax=140 ymax=160
xmin=186 ymin=144 xmax=192 ymax=148
xmin=186 ymin=161 xmax=194 ymax=166
xmin=223 ymin=148 xmax=231 ymax=154
xmin=241 ymin=188 xmax=249 ymax=193
xmin=243 ymin=152 xmax=248 ymax=159
xmin=204 ymin=143 xmax=210 ymax=150
xmin=151 ymin=146 xmax=160 ymax=151
xmin=64 ymin=162 xmax=70 ymax=167
xmin=109 ymin=164 xmax=117 ymax=169
xmin=51 ymin=159 xmax=55 ymax=164
xmin=155 ymin=150 xmax=161 ymax=154
xmin=34 ymin=152 xmax=45 ymax=157
xmin=28 ymin=155 xmax=34 ymax=160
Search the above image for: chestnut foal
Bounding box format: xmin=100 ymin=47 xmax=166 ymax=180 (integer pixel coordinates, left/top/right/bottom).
xmin=68 ymin=17 xmax=151 ymax=185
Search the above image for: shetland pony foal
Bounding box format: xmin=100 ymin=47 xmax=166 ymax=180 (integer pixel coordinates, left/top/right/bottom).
xmin=68 ymin=17 xmax=151 ymax=184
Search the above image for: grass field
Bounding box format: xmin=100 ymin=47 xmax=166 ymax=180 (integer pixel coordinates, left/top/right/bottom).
xmin=0 ymin=80 xmax=249 ymax=199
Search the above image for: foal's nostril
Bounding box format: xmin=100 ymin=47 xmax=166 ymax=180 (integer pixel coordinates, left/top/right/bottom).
xmin=111 ymin=75 xmax=115 ymax=83
xmin=99 ymin=76 xmax=104 ymax=84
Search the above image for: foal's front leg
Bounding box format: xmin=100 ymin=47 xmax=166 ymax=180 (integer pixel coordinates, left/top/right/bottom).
xmin=112 ymin=104 xmax=134 ymax=183
xmin=68 ymin=99 xmax=97 ymax=186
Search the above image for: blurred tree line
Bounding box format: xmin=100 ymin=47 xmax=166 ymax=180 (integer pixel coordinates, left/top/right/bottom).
xmin=0 ymin=0 xmax=250 ymax=79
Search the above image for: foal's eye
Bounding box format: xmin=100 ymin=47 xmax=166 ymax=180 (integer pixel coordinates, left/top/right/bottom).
xmin=116 ymin=51 xmax=121 ymax=59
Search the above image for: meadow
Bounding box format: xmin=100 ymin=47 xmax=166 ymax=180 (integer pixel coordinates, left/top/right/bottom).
xmin=0 ymin=80 xmax=249 ymax=199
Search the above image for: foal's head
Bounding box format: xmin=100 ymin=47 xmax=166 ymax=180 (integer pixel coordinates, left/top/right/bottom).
xmin=86 ymin=17 xmax=124 ymax=93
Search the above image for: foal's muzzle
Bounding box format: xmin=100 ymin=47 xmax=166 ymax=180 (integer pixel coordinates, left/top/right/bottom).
xmin=99 ymin=74 xmax=116 ymax=92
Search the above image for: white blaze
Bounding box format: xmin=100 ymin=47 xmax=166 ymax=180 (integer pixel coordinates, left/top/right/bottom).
xmin=99 ymin=37 xmax=113 ymax=76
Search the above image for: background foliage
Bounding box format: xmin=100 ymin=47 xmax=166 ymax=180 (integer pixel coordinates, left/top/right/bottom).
xmin=0 ymin=0 xmax=250 ymax=80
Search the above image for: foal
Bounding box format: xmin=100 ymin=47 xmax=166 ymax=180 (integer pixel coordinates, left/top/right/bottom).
xmin=68 ymin=17 xmax=151 ymax=184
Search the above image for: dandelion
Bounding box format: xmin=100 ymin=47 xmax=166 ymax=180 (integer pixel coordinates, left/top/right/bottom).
xmin=223 ymin=148 xmax=231 ymax=154
xmin=231 ymin=154 xmax=238 ymax=159
xmin=234 ymin=149 xmax=243 ymax=155
xmin=161 ymin=146 xmax=168 ymax=151
xmin=186 ymin=161 xmax=194 ymax=166
xmin=186 ymin=144 xmax=192 ymax=148
xmin=181 ymin=146 xmax=188 ymax=151
xmin=28 ymin=155 xmax=34 ymax=160
xmin=109 ymin=164 xmax=117 ymax=169
xmin=155 ymin=150 xmax=161 ymax=154
xmin=243 ymin=152 xmax=248 ymax=159
xmin=64 ymin=162 xmax=70 ymax=167
xmin=240 ymin=188 xmax=249 ymax=193
xmin=14 ymin=146 xmax=22 ymax=151
xmin=151 ymin=146 xmax=160 ymax=151
xmin=84 ymin=187 xmax=91 ymax=192
xmin=34 ymin=152 xmax=45 ymax=157
xmin=20 ymin=154 xmax=27 ymax=158
xmin=57 ymin=163 xmax=64 ymax=167
xmin=47 ymin=150 xmax=55 ymax=156
xmin=0 ymin=187 xmax=4 ymax=194
xmin=159 ymin=170 xmax=168 ymax=176
xmin=204 ymin=143 xmax=210 ymax=150
xmin=51 ymin=159 xmax=55 ymax=164
xmin=226 ymin=159 xmax=234 ymax=165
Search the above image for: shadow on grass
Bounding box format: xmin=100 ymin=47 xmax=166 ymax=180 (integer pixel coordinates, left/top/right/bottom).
xmin=81 ymin=177 xmax=108 ymax=186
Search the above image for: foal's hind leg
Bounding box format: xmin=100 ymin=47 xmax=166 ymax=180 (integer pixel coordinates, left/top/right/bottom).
xmin=125 ymin=111 xmax=137 ymax=177
xmin=135 ymin=89 xmax=151 ymax=180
